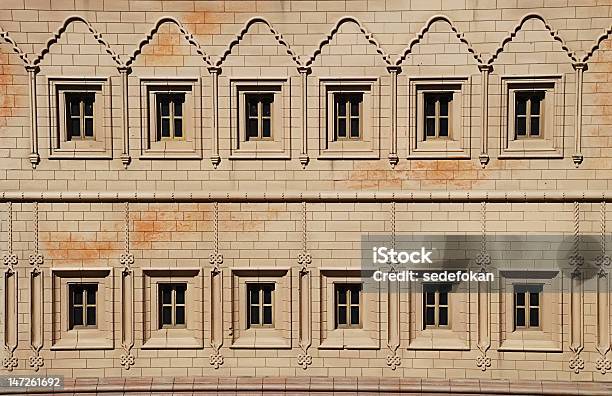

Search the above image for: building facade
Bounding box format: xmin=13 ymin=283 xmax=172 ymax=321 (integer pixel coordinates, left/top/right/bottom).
xmin=1 ymin=0 xmax=612 ymax=393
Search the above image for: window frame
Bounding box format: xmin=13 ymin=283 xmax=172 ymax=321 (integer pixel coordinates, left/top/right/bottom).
xmin=334 ymin=283 xmax=362 ymax=329
xmin=513 ymin=284 xmax=542 ymax=331
xmin=334 ymin=92 xmax=363 ymax=141
xmin=65 ymin=92 xmax=96 ymax=141
xmin=156 ymin=93 xmax=186 ymax=142
xmin=158 ymin=283 xmax=187 ymax=329
xmin=422 ymin=283 xmax=451 ymax=329
xmin=246 ymin=283 xmax=275 ymax=328
xmin=245 ymin=93 xmax=274 ymax=141
xmin=68 ymin=283 xmax=98 ymax=330
xmin=423 ymin=92 xmax=452 ymax=140
xmin=514 ymin=91 xmax=545 ymax=140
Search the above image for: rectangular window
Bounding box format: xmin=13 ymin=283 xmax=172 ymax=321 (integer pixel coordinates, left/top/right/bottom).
xmin=515 ymin=91 xmax=544 ymax=138
xmin=423 ymin=283 xmax=451 ymax=329
xmin=247 ymin=283 xmax=274 ymax=328
xmin=158 ymin=283 xmax=187 ymax=329
xmin=514 ymin=284 xmax=542 ymax=330
xmin=245 ymin=94 xmax=274 ymax=140
xmin=334 ymin=93 xmax=362 ymax=140
xmin=156 ymin=93 xmax=185 ymax=141
xmin=424 ymin=93 xmax=452 ymax=139
xmin=69 ymin=284 xmax=97 ymax=329
xmin=66 ymin=92 xmax=95 ymax=140
xmin=335 ymin=283 xmax=361 ymax=328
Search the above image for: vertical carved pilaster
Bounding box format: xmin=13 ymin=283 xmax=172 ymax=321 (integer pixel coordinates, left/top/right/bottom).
xmin=118 ymin=67 xmax=131 ymax=168
xmin=569 ymin=201 xmax=585 ymax=373
xmin=387 ymin=67 xmax=400 ymax=168
xmin=297 ymin=201 xmax=312 ymax=369
xmin=2 ymin=202 xmax=18 ymax=371
xmin=386 ymin=200 xmax=400 ymax=370
xmin=478 ymin=65 xmax=492 ymax=168
xmin=297 ymin=67 xmax=310 ymax=168
xmin=208 ymin=67 xmax=222 ymax=169
xmin=572 ymin=62 xmax=586 ymax=167
xmin=596 ymin=201 xmax=611 ymax=374
xmin=25 ymin=65 xmax=40 ymax=168
xmin=209 ymin=201 xmax=224 ymax=368
xmin=119 ymin=202 xmax=135 ymax=370
xmin=476 ymin=200 xmax=492 ymax=371
xmin=28 ymin=202 xmax=44 ymax=371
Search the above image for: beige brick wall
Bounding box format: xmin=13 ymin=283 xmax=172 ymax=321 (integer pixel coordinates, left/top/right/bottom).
xmin=0 ymin=0 xmax=611 ymax=383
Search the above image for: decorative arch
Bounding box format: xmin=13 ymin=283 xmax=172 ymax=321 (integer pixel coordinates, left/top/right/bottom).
xmin=582 ymin=24 xmax=612 ymax=63
xmin=394 ymin=15 xmax=483 ymax=67
xmin=305 ymin=16 xmax=391 ymax=67
xmin=32 ymin=15 xmax=122 ymax=67
xmin=215 ymin=16 xmax=301 ymax=68
xmin=487 ymin=13 xmax=578 ymax=65
xmin=125 ymin=16 xmax=212 ymax=68
xmin=0 ymin=27 xmax=30 ymax=66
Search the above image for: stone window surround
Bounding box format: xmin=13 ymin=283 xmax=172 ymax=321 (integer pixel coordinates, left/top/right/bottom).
xmin=47 ymin=77 xmax=112 ymax=159
xmin=407 ymin=76 xmax=471 ymax=159
xmin=498 ymin=270 xmax=562 ymax=352
xmin=141 ymin=268 xmax=203 ymax=349
xmin=405 ymin=276 xmax=470 ymax=351
xmin=229 ymin=77 xmax=290 ymax=160
xmin=318 ymin=77 xmax=380 ymax=160
xmin=139 ymin=77 xmax=202 ymax=160
xmin=50 ymin=268 xmax=114 ymax=350
xmin=230 ymin=268 xmax=292 ymax=349
xmin=499 ymin=74 xmax=565 ymax=159
xmin=318 ymin=269 xmax=380 ymax=350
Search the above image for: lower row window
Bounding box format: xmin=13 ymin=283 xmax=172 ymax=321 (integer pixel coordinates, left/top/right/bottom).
xmin=159 ymin=283 xmax=186 ymax=328
xmin=69 ymin=283 xmax=97 ymax=329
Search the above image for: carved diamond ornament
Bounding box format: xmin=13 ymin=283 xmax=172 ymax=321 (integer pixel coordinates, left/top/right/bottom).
xmin=120 ymin=354 xmax=135 ymax=370
xmin=596 ymin=255 xmax=611 ymax=268
xmin=569 ymin=254 xmax=584 ymax=267
xmin=297 ymin=353 xmax=312 ymax=370
xmin=475 ymin=252 xmax=491 ymax=268
xmin=596 ymin=356 xmax=612 ymax=374
xmin=476 ymin=355 xmax=491 ymax=371
xmin=209 ymin=353 xmax=224 ymax=369
xmin=2 ymin=253 xmax=17 ymax=266
xmin=2 ymin=356 xmax=18 ymax=371
xmin=386 ymin=354 xmax=401 ymax=370
xmin=28 ymin=253 xmax=43 ymax=266
xmin=209 ymin=253 xmax=223 ymax=266
xmin=119 ymin=253 xmax=135 ymax=266
xmin=297 ymin=252 xmax=312 ymax=266
xmin=28 ymin=355 xmax=44 ymax=371
xmin=569 ymin=355 xmax=585 ymax=374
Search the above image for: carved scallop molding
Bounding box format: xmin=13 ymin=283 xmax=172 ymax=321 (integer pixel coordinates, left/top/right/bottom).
xmin=125 ymin=16 xmax=212 ymax=68
xmin=0 ymin=27 xmax=30 ymax=65
xmin=394 ymin=15 xmax=483 ymax=67
xmin=215 ymin=16 xmax=301 ymax=68
xmin=486 ymin=13 xmax=579 ymax=65
xmin=304 ymin=16 xmax=391 ymax=67
xmin=582 ymin=24 xmax=612 ymax=63
xmin=32 ymin=15 xmax=122 ymax=67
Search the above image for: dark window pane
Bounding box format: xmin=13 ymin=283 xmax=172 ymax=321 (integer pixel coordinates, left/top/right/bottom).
xmin=86 ymin=307 xmax=96 ymax=326
xmin=176 ymin=287 xmax=185 ymax=305
xmin=70 ymin=99 xmax=80 ymax=116
xmin=161 ymin=118 xmax=170 ymax=138
xmin=84 ymin=118 xmax=94 ymax=137
xmin=248 ymin=99 xmax=258 ymax=117
xmin=425 ymin=97 xmax=435 ymax=116
xmin=175 ymin=306 xmax=185 ymax=325
xmin=337 ymin=289 xmax=346 ymax=305
xmin=337 ymin=97 xmax=346 ymax=116
xmin=350 ymin=118 xmax=360 ymax=138
xmin=515 ymin=292 xmax=525 ymax=306
xmin=161 ymin=287 xmax=171 ymax=304
xmin=70 ymin=119 xmax=81 ymax=137
xmin=516 ymin=308 xmax=525 ymax=327
xmin=439 ymin=291 xmax=448 ymax=306
xmin=439 ymin=307 xmax=448 ymax=326
xmin=516 ymin=97 xmax=527 ymax=115
xmin=250 ymin=306 xmax=259 ymax=325
xmin=531 ymin=96 xmax=541 ymax=115
xmin=160 ymin=100 xmax=169 ymax=117
xmin=247 ymin=118 xmax=259 ymax=138
xmin=350 ymin=287 xmax=360 ymax=304
xmin=425 ymin=118 xmax=435 ymax=137
xmin=425 ymin=291 xmax=435 ymax=305
xmin=251 ymin=287 xmax=260 ymax=304
xmin=263 ymin=287 xmax=272 ymax=304
xmin=262 ymin=118 xmax=271 ymax=138
xmin=87 ymin=288 xmax=96 ymax=304
xmin=439 ymin=118 xmax=449 ymax=137
xmin=530 ymin=117 xmax=540 ymax=136
xmin=72 ymin=307 xmax=83 ymax=326
xmin=174 ymin=119 xmax=183 ymax=138
xmin=337 ymin=119 xmax=346 ymax=138
xmin=515 ymin=117 xmax=526 ymax=136
xmin=262 ymin=99 xmax=271 ymax=117
xmin=84 ymin=99 xmax=93 ymax=116
xmin=73 ymin=289 xmax=83 ymax=305
xmin=174 ymin=99 xmax=183 ymax=116
xmin=425 ymin=307 xmax=435 ymax=325
xmin=530 ymin=308 xmax=539 ymax=327
xmin=263 ymin=306 xmax=272 ymax=325
xmin=530 ymin=292 xmax=539 ymax=307
xmin=440 ymin=97 xmax=449 ymax=116
xmin=337 ymin=306 xmax=347 ymax=325
xmin=350 ymin=306 xmax=360 ymax=325
xmin=162 ymin=306 xmax=172 ymax=325
xmin=350 ymin=99 xmax=360 ymax=116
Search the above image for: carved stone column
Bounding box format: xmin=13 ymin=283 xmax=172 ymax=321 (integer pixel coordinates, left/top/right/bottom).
xmin=478 ymin=64 xmax=492 ymax=168
xmin=387 ymin=67 xmax=400 ymax=168
xmin=209 ymin=202 xmax=224 ymax=368
xmin=118 ymin=66 xmax=131 ymax=168
xmin=2 ymin=202 xmax=18 ymax=372
xmin=28 ymin=202 xmax=44 ymax=371
xmin=572 ymin=62 xmax=586 ymax=167
xmin=569 ymin=201 xmax=585 ymax=373
xmin=119 ymin=202 xmax=135 ymax=370
xmin=297 ymin=201 xmax=312 ymax=369
xmin=208 ymin=67 xmax=222 ymax=169
xmin=476 ymin=200 xmax=492 ymax=371
xmin=596 ymin=201 xmax=611 ymax=374
xmin=297 ymin=67 xmax=310 ymax=168
xmin=26 ymin=65 xmax=40 ymax=168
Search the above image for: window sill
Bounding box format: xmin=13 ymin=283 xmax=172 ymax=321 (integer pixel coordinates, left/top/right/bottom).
xmin=408 ymin=329 xmax=469 ymax=350
xmin=318 ymin=328 xmax=379 ymax=350
xmin=501 ymin=139 xmax=562 ymax=159
xmin=49 ymin=147 xmax=112 ymax=160
xmin=230 ymin=328 xmax=290 ymax=349
xmin=229 ymin=148 xmax=290 ymax=160
xmin=142 ymin=329 xmax=202 ymax=349
xmin=318 ymin=149 xmax=379 ymax=160
xmin=499 ymin=332 xmax=561 ymax=352
xmin=51 ymin=329 xmax=113 ymax=350
xmin=140 ymin=148 xmax=202 ymax=160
